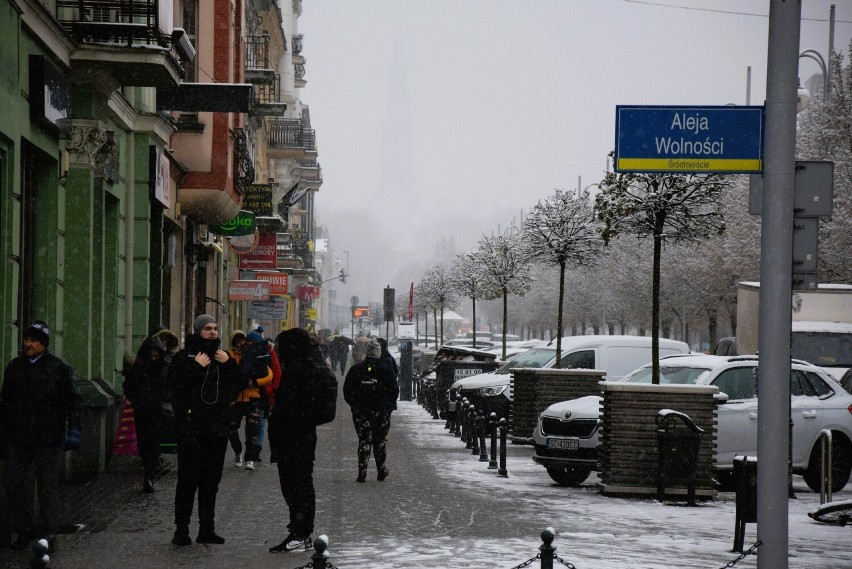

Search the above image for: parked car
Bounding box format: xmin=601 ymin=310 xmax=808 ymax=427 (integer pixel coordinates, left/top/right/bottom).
xmin=532 ymin=354 xmax=852 ymax=491
xmin=448 ymin=335 xmax=691 ymax=421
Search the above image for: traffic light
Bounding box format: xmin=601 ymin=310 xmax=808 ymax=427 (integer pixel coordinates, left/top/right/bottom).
xmin=339 ymin=268 xmax=346 ymax=283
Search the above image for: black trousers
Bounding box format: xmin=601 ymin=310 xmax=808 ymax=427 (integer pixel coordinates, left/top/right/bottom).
xmin=274 ymin=428 xmax=317 ymax=538
xmin=3 ymin=445 xmax=61 ymax=539
xmin=133 ymin=405 xmax=162 ymax=477
xmin=174 ymin=432 xmax=228 ymax=531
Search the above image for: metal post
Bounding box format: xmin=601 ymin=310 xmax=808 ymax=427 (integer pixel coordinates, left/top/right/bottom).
xmin=470 ymin=406 xmax=480 ymax=455
xmin=539 ymin=528 xmax=556 ymax=569
xmin=488 ymin=412 xmax=498 ymax=469
xmin=460 ymin=399 xmax=470 ymax=443
xmin=311 ymin=534 xmax=330 ymax=569
xmin=820 ymin=429 xmax=833 ymax=505
xmin=498 ymin=418 xmax=509 ymax=478
xmin=454 ymin=395 xmax=464 ymax=438
xmin=478 ymin=411 xmax=489 ymax=462
xmin=758 ymin=2 xmax=800 ymax=567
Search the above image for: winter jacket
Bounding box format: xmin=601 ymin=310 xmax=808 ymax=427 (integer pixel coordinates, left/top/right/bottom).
xmin=273 ymin=328 xmax=320 ymax=429
xmin=170 ymin=334 xmax=244 ymax=437
xmin=264 ymin=344 xmax=282 ymax=407
xmin=227 ymin=346 xmax=273 ymax=403
xmin=0 ymin=351 xmax=83 ymax=448
xmin=123 ymin=335 xmax=169 ymax=411
xmin=344 ymin=356 xmax=399 ymax=415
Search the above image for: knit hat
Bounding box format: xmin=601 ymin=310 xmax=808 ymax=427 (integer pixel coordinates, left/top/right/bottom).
xmin=24 ymin=320 xmax=50 ymax=346
xmin=230 ymin=330 xmax=246 ymax=347
xmin=246 ymin=330 xmax=264 ymax=344
xmin=193 ymin=314 xmax=217 ymax=335
xmin=366 ymin=338 xmax=381 ymax=359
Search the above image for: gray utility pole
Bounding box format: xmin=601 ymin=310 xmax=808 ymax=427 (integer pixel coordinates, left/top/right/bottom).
xmin=758 ymin=1 xmax=800 ymax=567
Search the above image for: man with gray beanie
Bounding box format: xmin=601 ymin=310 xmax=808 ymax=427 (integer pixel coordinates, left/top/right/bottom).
xmin=343 ymin=337 xmax=399 ymax=482
xmin=0 ymin=320 xmax=83 ymax=553
xmin=168 ymin=314 xmax=244 ymax=546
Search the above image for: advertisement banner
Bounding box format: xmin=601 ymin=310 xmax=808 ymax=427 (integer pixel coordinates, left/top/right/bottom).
xmin=296 ymin=285 xmax=321 ymax=302
xmin=242 ymin=185 xmax=274 ymax=216
xmin=248 ymin=298 xmax=288 ymax=320
xmin=255 ymin=271 xmax=289 ymax=296
xmin=228 ymin=280 xmax=270 ymax=302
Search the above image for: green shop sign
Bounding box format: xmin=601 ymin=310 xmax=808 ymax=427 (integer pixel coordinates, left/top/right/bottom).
xmin=210 ymin=210 xmax=256 ymax=236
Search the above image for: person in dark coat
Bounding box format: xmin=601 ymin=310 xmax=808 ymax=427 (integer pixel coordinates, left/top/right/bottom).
xmin=169 ymin=314 xmax=244 ymax=546
xmin=268 ymin=328 xmax=322 ymax=553
xmin=344 ymin=338 xmax=399 ymax=482
xmin=329 ymin=333 xmax=355 ymax=375
xmin=123 ymin=333 xmax=174 ymax=493
xmin=0 ymin=321 xmax=83 ymax=554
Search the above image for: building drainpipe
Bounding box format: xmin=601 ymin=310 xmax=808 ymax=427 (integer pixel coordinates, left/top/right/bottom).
xmin=124 ymin=131 xmax=135 ymax=357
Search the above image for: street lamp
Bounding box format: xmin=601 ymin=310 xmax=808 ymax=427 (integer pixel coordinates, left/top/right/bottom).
xmin=799 ymin=49 xmax=828 ymax=101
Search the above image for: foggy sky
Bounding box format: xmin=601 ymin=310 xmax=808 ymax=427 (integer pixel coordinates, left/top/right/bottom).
xmin=299 ymin=0 xmax=852 ymax=306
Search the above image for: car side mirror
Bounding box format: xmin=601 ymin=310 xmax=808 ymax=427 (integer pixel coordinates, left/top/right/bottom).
xmin=714 ymin=392 xmax=729 ymax=405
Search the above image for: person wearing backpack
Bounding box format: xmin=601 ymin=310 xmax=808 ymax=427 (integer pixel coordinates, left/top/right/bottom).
xmin=267 ymin=327 xmax=337 ymax=553
xmin=343 ymin=337 xmax=399 ymax=483
xmin=227 ymin=330 xmax=272 ymax=471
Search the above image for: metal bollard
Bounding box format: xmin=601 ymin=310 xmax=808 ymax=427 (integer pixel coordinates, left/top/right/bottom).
xmin=488 ymin=412 xmax=498 ymax=469
xmin=539 ymin=527 xmax=556 ymax=569
xmin=311 ymin=534 xmax=331 ymax=569
xmin=460 ymin=399 xmax=470 ymax=443
xmin=430 ymin=385 xmax=440 ymax=420
xmin=445 ymin=392 xmax=455 ymax=430
xmin=469 ymin=406 xmax=480 ymax=454
xmin=478 ymin=411 xmax=489 ymax=462
xmin=820 ymin=429 xmax=833 ymax=505
xmin=498 ymin=417 xmax=509 ymax=477
xmin=454 ymin=394 xmax=464 ymax=438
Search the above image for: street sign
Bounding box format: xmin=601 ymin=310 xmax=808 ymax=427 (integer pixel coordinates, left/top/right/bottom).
xmin=614 ymin=105 xmax=764 ymax=174
xmin=748 ymin=161 xmax=834 ymax=216
xmin=228 ymin=280 xmax=270 ymax=301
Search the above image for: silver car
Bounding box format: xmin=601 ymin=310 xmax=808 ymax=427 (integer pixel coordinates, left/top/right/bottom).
xmin=532 ymin=354 xmax=852 ymax=491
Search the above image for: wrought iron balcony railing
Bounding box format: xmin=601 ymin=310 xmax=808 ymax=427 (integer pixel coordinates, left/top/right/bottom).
xmin=57 ymin=0 xmax=172 ymax=48
xmin=267 ymin=119 xmax=316 ymax=151
xmin=245 ymin=32 xmax=270 ymax=70
xmin=254 ymin=73 xmax=281 ymax=105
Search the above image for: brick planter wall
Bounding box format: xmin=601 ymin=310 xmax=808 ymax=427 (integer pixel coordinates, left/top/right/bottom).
xmin=510 ymin=368 xmax=605 ymax=443
xmin=598 ymin=382 xmax=718 ymax=500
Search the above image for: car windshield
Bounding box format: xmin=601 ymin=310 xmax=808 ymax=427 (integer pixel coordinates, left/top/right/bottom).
xmin=791 ymin=332 xmax=852 ymax=367
xmin=494 ymin=347 xmax=556 ymax=374
xmin=624 ymin=364 xmax=714 ymax=385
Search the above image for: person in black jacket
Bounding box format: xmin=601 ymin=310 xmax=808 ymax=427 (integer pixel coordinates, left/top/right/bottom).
xmin=169 ymin=315 xmax=243 ymax=547
xmin=123 ymin=333 xmax=172 ymax=493
xmin=344 ymin=338 xmax=399 ymax=483
xmin=0 ymin=321 xmax=83 ymax=554
xmin=268 ymin=328 xmax=322 ymax=553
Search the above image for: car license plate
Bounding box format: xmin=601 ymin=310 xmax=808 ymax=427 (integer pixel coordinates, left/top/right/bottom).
xmin=546 ymin=438 xmax=579 ymax=451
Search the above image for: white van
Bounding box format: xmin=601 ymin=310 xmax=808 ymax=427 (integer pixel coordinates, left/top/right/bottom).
xmin=448 ymin=335 xmax=691 ymax=420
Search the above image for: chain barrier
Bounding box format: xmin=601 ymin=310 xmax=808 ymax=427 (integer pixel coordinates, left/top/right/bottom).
xmin=719 ymin=540 xmax=761 ymax=568
xmin=508 ymin=552 xmax=540 ymax=569
xmin=553 ymin=554 xmax=578 ymax=568
xmin=292 ymin=561 xmax=339 ymax=569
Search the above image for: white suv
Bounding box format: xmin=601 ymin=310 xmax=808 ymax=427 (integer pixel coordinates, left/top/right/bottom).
xmin=532 ymin=354 xmax=852 ymax=491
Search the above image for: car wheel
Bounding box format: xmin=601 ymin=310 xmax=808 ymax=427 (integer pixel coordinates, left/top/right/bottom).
xmin=804 ymin=434 xmax=852 ymax=493
xmin=545 ymin=465 xmax=593 ymax=486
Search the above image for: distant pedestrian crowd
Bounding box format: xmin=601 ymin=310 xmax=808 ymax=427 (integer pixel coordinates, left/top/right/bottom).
xmin=0 ymin=319 xmax=399 ymax=556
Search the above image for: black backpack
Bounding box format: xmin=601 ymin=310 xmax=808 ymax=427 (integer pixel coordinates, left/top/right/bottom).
xmin=309 ymin=363 xmax=338 ymax=426
xmin=241 ymin=341 xmax=271 ymax=380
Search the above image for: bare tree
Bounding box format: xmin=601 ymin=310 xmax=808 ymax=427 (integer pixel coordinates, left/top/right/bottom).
xmin=420 ymin=264 xmax=459 ymax=346
xmin=523 ymin=188 xmax=605 ymax=366
xmin=595 ymin=160 xmax=729 ymax=383
xmin=476 ymin=234 xmax=533 ymax=359
xmin=449 ymin=251 xmax=498 ymax=349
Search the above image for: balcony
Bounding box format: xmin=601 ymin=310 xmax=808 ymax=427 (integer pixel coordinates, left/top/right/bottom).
xmin=251 ymin=73 xmax=286 ymax=116
xmin=245 ymin=33 xmax=276 ymax=83
xmin=266 ymin=118 xmax=317 ymax=161
xmin=56 ymin=0 xmax=186 ymax=89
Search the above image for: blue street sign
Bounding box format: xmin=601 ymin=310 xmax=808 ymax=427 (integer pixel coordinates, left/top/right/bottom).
xmin=614 ymin=105 xmax=764 ymax=174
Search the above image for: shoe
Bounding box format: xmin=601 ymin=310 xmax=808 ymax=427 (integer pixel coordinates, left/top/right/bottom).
xmin=356 ymin=469 xmax=367 ymax=483
xmin=143 ymin=476 xmax=156 ymax=493
xmin=244 ymin=461 xmax=255 ymax=470
xmin=172 ymin=530 xmax=192 ymax=546
xmin=269 ymin=534 xmax=312 ymax=552
xmin=10 ymin=532 xmax=31 ymax=551
xmin=233 ymin=454 xmax=244 ymax=468
xmin=378 ymin=465 xmax=390 ymax=481
xmin=196 ymin=532 xmax=225 ymax=544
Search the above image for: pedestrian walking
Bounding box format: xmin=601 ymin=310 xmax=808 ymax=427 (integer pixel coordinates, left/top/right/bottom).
xmin=329 ymin=332 xmax=354 ymax=375
xmin=123 ymin=333 xmax=174 ymax=493
xmin=268 ymin=328 xmax=329 ymax=553
xmin=344 ymin=338 xmax=399 ymax=482
xmin=169 ymin=314 xmax=244 ymax=546
xmin=0 ymin=321 xmax=83 ymax=554
xmin=227 ymin=329 xmax=272 ymax=471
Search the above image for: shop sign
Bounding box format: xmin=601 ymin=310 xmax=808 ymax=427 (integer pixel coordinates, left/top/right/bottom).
xmin=149 ymin=146 xmax=171 ymax=208
xmin=248 ymin=298 xmax=288 ymax=320
xmin=238 ymin=232 xmax=276 ymax=270
xmin=210 ymin=210 xmax=256 ymax=236
xmin=228 ymin=280 xmax=270 ymax=301
xmin=243 ymin=185 xmax=274 ymax=216
xmin=255 ymin=271 xmax=289 ymax=296
xmin=296 ymin=285 xmax=321 ymax=302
